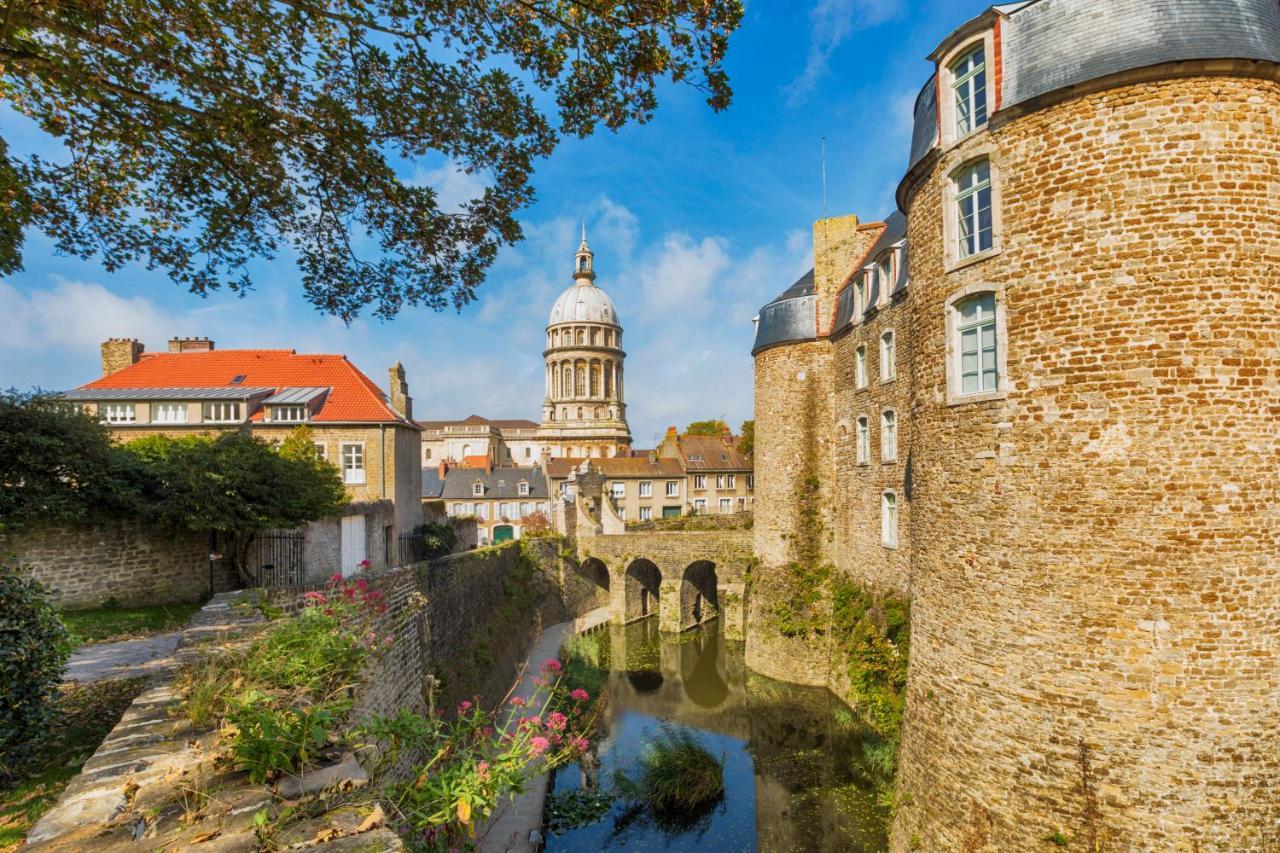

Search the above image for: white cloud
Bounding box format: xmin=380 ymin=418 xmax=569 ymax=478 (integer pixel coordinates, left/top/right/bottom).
xmin=627 ymin=233 xmax=733 ymax=322
xmin=786 ymin=0 xmax=903 ymax=105
xmin=408 ymin=160 xmax=488 ymax=212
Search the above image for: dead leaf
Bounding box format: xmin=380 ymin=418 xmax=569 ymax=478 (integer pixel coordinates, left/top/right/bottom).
xmin=354 ymin=805 xmax=385 ymax=834
xmin=191 ymin=828 xmax=221 ymax=843
xmin=311 ymin=827 xmax=340 ymax=843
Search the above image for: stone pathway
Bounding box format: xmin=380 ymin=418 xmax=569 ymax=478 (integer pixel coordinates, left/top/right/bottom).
xmin=479 ymin=606 xmax=613 ymax=853
xmin=63 ymin=631 xmax=182 ymax=684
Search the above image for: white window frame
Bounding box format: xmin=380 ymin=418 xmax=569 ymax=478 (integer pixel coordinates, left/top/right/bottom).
xmin=639 ymin=481 xmax=652 ymax=498
xmin=939 ymin=33 xmax=995 ymax=148
xmin=945 ymin=284 xmax=1009 ymax=406
xmin=715 ymin=474 xmax=725 ymax=489
xmin=313 ymin=442 xmax=327 ymax=460
xmin=719 ymin=498 xmax=732 ymax=514
xmin=693 ymin=475 xmax=707 ymax=490
xmin=152 ymin=402 xmax=188 ymax=424
xmin=271 ymin=404 xmax=308 ymax=423
xmin=856 ymin=416 xmax=870 ymax=466
xmin=880 ymin=330 xmax=896 ymax=383
xmin=882 ymin=491 xmax=899 ymax=549
xmin=473 ymin=482 xmax=485 ymax=497
xmin=611 ymin=482 xmax=625 ymax=499
xmin=747 ymin=475 xmax=754 ymax=490
xmin=639 ymin=506 xmax=652 ymax=522
xmin=944 ymin=151 xmax=1002 ymax=270
xmin=102 ymin=402 xmax=137 ymax=424
xmin=202 ymin=401 xmax=242 ymax=423
xmin=665 ymin=481 xmax=679 ymax=497
xmin=955 ymin=159 xmax=993 ymax=260
xmin=881 ymin=409 xmax=898 ymax=463
xmin=693 ymin=498 xmax=707 ymax=514
xmin=726 ymin=474 xmax=736 ymax=489
xmin=855 ymin=345 xmax=868 ymax=390
xmin=341 ymin=443 xmax=366 ymax=485
xmin=518 ymin=481 xmax=530 ymax=496
xmin=950 ymin=43 xmax=988 ymax=140
xmin=854 ymin=275 xmax=867 ymax=319
xmin=876 ymin=253 xmax=893 ymax=308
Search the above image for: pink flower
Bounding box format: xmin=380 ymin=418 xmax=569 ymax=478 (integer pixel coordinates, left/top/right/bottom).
xmin=355 ymin=579 xmax=369 ymax=591
xmin=542 ymin=658 xmax=563 ymax=673
xmin=329 ymin=572 xmax=343 ymax=583
xmin=476 ymin=761 xmax=490 ymax=782
xmin=570 ymin=688 xmax=590 ymax=702
xmin=458 ymin=700 xmax=473 ymax=714
xmin=303 ymin=591 xmax=326 ymax=603
xmin=529 ymin=736 xmax=550 ymax=757
xmin=545 ymin=712 xmax=568 ymax=732
xmin=358 ymin=559 xmax=371 ymax=570
xmin=571 ymin=737 xmax=589 ymax=752
xmin=481 ymin=726 xmax=494 ymax=738
xmin=382 ymin=634 xmax=395 ymax=647
xmin=509 ymin=696 xmax=526 ymax=708
xmin=550 ymin=733 xmax=563 ymax=745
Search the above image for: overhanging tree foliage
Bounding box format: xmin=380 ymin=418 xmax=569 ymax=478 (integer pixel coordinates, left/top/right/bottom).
xmin=125 ymin=431 xmax=348 ymax=584
xmin=0 ymin=0 xmax=743 ymax=320
xmin=685 ymin=419 xmax=728 ymax=436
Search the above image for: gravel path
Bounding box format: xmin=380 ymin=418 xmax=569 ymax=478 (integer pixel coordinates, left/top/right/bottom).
xmin=63 ymin=631 xmax=183 ymax=684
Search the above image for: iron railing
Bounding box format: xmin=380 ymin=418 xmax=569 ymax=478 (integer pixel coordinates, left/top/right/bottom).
xmin=245 ymin=531 xmax=306 ymax=587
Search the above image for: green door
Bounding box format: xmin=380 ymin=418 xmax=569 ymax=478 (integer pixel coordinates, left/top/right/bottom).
xmin=493 ymin=525 xmax=515 ymax=544
xmin=662 ymin=506 xmax=681 ymax=519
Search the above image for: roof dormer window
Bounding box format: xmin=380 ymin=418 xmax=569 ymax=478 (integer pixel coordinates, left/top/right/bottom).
xmin=473 ymin=481 xmax=484 ymax=497
xmin=951 ymin=44 xmax=987 ymax=138
xmin=270 ymin=404 xmax=308 ymax=423
xmin=518 ymin=481 xmax=530 ymax=496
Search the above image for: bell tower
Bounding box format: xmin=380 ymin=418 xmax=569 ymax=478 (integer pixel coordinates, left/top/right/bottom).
xmin=573 ymin=223 xmax=595 ymax=282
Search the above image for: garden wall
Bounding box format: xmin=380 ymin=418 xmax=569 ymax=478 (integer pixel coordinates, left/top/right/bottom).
xmin=0 ymin=521 xmax=237 ymax=609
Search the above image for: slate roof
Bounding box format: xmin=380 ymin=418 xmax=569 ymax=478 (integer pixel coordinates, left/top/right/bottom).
xmin=440 ymin=466 xmax=549 ymax=500
xmin=75 ymin=350 xmax=408 ymax=424
xmin=421 ymin=468 xmax=446 ymax=499
xmin=832 ymin=211 xmax=908 ymax=333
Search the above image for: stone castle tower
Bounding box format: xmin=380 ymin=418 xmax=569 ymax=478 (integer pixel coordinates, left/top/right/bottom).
xmin=750 ymin=0 xmax=1280 ymax=849
xmin=534 ymin=227 xmax=632 ymax=459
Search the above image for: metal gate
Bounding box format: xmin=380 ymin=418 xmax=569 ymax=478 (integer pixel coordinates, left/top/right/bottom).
xmin=244 ymin=531 xmax=306 ymax=587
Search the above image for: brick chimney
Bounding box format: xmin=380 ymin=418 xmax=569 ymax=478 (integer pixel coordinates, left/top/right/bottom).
xmin=721 ymin=424 xmax=734 ymax=446
xmin=388 ymin=363 xmax=413 ymax=420
xmin=437 ymin=460 xmax=448 ymax=480
xmin=167 ymin=337 xmax=215 ymax=353
xmin=101 ymin=338 xmax=144 ymax=376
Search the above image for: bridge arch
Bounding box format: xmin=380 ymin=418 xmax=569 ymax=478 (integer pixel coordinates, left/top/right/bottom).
xmin=576 ymin=557 xmax=610 ymax=591
xmin=680 ymin=560 xmax=719 ymax=631
xmin=623 ymin=558 xmax=661 ymax=624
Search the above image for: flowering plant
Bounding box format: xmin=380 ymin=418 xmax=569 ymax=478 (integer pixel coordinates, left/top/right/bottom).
xmin=362 ymin=658 xmax=600 ymax=850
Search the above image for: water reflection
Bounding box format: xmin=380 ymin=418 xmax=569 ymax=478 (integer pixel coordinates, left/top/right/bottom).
xmin=546 ymin=620 xmax=890 ymax=852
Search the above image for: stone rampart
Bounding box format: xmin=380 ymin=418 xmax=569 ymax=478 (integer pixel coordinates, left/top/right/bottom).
xmin=0 ymin=521 xmax=237 ymax=609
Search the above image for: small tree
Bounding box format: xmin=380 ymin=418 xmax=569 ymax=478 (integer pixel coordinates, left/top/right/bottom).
xmin=519 ymin=510 xmax=553 ymax=538
xmin=125 ymin=433 xmax=348 ymax=585
xmin=738 ymin=420 xmax=754 ymax=458
xmin=0 ymin=564 xmax=71 ymax=783
xmin=0 ymin=390 xmax=146 ymax=532
xmin=685 ymin=419 xmax=728 ymax=437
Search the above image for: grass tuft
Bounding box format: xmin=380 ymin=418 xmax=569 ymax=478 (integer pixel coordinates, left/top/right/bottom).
xmin=631 ymin=726 xmax=725 ymax=816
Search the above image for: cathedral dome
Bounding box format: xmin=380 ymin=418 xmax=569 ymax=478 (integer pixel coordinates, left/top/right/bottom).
xmin=548 ymin=282 xmax=619 ymax=327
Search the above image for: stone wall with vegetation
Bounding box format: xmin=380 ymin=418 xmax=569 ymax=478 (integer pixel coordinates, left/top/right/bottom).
xmin=1 ymin=522 xmax=238 ymax=609
xmin=27 ymin=538 xmax=570 ymax=849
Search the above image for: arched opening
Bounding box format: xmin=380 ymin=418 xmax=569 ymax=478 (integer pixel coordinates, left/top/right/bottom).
xmin=576 ymin=557 xmax=610 ymax=594
xmin=680 ymin=560 xmax=719 ymax=631
xmin=624 ymin=558 xmax=662 ymax=624
xmin=679 ymin=627 xmax=728 ymax=709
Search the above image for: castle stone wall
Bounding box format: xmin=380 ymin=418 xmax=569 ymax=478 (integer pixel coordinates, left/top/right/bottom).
xmin=894 ymin=74 xmax=1280 ymax=850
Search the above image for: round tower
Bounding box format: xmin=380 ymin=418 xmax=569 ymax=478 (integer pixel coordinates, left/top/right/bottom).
xmin=534 ymin=227 xmax=632 ymax=459
xmin=894 ymin=1 xmax=1280 ymax=848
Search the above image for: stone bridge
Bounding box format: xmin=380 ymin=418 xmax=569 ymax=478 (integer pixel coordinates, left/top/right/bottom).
xmin=570 ymin=529 xmax=753 ymax=634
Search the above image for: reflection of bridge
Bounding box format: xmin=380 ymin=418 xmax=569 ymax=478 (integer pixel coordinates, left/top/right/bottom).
xmin=570 ymin=530 xmax=753 ymax=633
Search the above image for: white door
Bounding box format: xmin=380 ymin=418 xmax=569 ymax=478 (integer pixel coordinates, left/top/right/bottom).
xmin=340 ymin=514 xmax=366 ymax=577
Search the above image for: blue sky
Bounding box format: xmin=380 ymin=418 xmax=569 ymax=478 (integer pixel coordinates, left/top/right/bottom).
xmin=2 ymin=0 xmax=982 ymax=447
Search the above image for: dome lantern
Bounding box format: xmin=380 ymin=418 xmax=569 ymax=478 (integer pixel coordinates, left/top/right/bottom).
xmin=573 ymin=222 xmax=595 ymax=283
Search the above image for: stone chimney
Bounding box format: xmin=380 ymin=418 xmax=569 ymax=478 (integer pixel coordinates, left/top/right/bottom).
xmin=813 ymin=214 xmax=878 ymax=333
xmin=721 ymin=423 xmax=734 ymax=445
xmin=101 ymin=338 xmax=144 ymax=376
xmin=167 ymin=337 xmax=215 ymax=353
xmin=437 ymin=460 xmax=448 ymax=480
xmin=388 ymin=363 xmax=412 ymax=420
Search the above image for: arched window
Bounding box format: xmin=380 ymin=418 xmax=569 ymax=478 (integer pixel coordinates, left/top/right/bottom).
xmin=562 ymin=366 xmax=572 ymax=398
xmin=876 ymin=252 xmax=894 ymax=306
xmin=576 ymin=365 xmax=587 ymax=397
xmin=576 ymin=328 xmax=585 ymax=345
xmin=856 ymin=416 xmax=870 ymax=465
xmin=579 ymin=256 xmax=588 ymax=272
xmin=882 ymin=491 xmax=898 ymax=548
xmin=880 ymin=330 xmax=896 ymax=382
xmin=881 ymin=409 xmax=897 ymax=462
xmin=590 ymin=363 xmax=599 ymax=397
xmin=855 ymin=345 xmax=867 ymax=389
xmin=577 ymin=407 xmax=584 ymax=419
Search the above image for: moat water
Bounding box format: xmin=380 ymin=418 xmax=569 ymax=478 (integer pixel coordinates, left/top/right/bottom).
xmin=544 ymin=619 xmax=890 ymax=852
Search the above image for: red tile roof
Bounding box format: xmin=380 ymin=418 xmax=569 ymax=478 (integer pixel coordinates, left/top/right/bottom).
xmin=79 ymin=349 xmax=407 ymax=424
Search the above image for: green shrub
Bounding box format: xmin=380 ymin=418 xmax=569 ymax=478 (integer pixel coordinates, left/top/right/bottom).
xmin=226 ymin=693 xmax=352 ymax=783
xmin=413 ymin=523 xmax=456 ymax=559
xmin=621 ymin=726 xmax=724 ymax=817
xmin=0 ymin=567 xmax=71 ymax=782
